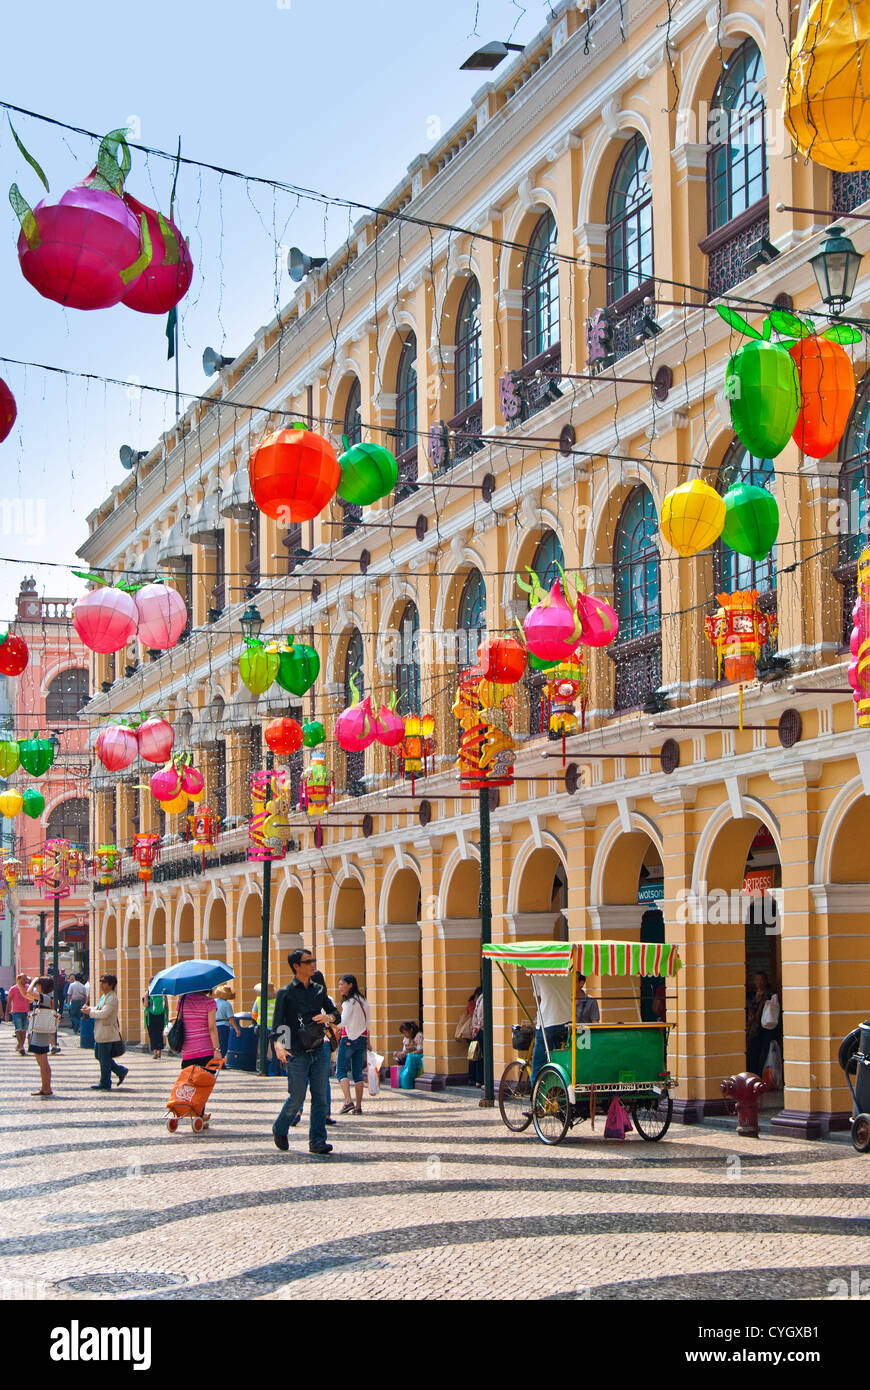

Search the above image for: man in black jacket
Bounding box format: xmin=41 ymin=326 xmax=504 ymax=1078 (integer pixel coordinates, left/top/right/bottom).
xmin=271 ymin=947 xmax=340 ymax=1156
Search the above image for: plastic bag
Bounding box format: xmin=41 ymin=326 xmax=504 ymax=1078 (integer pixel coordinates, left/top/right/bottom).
xmin=367 ymin=1049 xmax=383 ymax=1097
xmin=603 ymin=1095 xmax=633 ymax=1139
xmin=763 ymin=1040 xmax=783 ymax=1089
xmin=761 ymin=994 xmax=780 ymax=1029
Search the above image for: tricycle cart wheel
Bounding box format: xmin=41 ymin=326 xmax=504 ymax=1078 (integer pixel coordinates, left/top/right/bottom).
xmin=498 ymin=1061 xmax=532 ymax=1132
xmin=166 ymin=1116 xmax=178 ymax=1133
xmin=851 ymin=1113 xmax=870 ymax=1153
xmin=632 ymin=1092 xmax=673 ymax=1141
xmin=532 ymin=1066 xmax=571 ymax=1146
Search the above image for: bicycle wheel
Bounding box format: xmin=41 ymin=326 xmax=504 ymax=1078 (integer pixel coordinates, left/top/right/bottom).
xmin=632 ymin=1091 xmax=673 ymax=1141
xmin=532 ymin=1066 xmax=571 ymax=1145
xmin=498 ymin=1060 xmax=532 ymax=1132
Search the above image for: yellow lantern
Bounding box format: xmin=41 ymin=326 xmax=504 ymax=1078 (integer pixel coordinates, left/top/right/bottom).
xmin=660 ymin=479 xmax=726 ymax=558
xmin=0 ymin=789 xmax=23 ymax=818
xmin=161 ymin=791 xmax=189 ymax=815
xmin=784 ymin=0 xmax=870 ymax=172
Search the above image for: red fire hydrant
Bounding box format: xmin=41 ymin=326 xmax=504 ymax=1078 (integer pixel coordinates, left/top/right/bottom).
xmin=721 ymin=1071 xmax=768 ymax=1137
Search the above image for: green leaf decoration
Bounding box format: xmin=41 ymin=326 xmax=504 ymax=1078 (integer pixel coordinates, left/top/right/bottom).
xmin=8 ymin=120 xmax=49 ymax=193
xmin=762 ymin=316 xmax=772 ymax=341
xmin=8 ymin=184 xmax=39 ymax=248
xmin=348 ymin=670 xmax=361 ymax=706
xmin=71 ymin=569 xmax=110 ymax=587
xmin=157 ymin=210 xmax=179 ymax=266
xmin=715 ymin=304 xmax=762 ymax=340
xmin=168 ymin=136 xmax=181 ymax=220
xmin=822 ymin=323 xmax=863 ymax=345
xmin=768 ymin=310 xmax=812 ymax=339
xmin=119 ymin=212 xmax=153 ymax=286
xmin=94 ymin=128 xmax=132 ymax=195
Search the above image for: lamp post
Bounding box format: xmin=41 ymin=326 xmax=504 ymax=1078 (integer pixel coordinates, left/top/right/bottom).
xmin=38 ymin=910 xmax=46 ymax=975
xmin=257 ymin=749 xmax=274 ymax=1077
xmin=241 ymin=604 xmax=264 ymax=644
xmin=479 ymin=787 xmax=494 ymax=1107
xmin=810 ymin=224 xmax=863 ymax=316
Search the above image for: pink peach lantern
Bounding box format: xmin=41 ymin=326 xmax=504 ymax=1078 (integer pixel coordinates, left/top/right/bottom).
xmin=136 ymin=716 xmax=175 ymax=765
xmin=71 ymin=579 xmax=138 ymax=654
xmin=95 ymin=724 xmax=138 ymax=772
xmin=134 ymin=581 xmax=188 ymax=650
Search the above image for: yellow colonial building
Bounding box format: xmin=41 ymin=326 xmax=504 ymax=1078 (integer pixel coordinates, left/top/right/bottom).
xmin=82 ymin=0 xmax=870 ymax=1136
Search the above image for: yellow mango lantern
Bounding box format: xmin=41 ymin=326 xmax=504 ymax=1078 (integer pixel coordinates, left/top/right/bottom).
xmin=660 ymin=479 xmax=726 ymax=558
xmin=784 ymin=0 xmax=870 ymax=171
xmin=0 ymin=789 xmax=23 ymax=818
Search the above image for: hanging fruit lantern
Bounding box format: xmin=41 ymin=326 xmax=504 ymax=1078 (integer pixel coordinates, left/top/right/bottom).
xmin=119 ymin=191 xmax=193 ymax=314
xmin=544 ymin=658 xmax=588 ymax=764
xmin=784 ymin=0 xmax=870 ymax=172
xmin=0 ymin=378 xmax=17 ymax=442
xmin=239 ymin=640 xmax=280 ymax=696
xmin=18 ymin=731 xmax=54 ymax=778
xmin=0 ymin=631 xmax=28 ymax=676
xmin=0 ymin=790 xmax=23 ymax=818
xmin=574 ymin=586 xmax=619 ymax=648
xmin=71 ymin=576 xmax=138 ymax=654
xmin=132 ymin=832 xmax=161 ymax=893
xmin=21 ymin=787 xmax=45 ymax=820
xmin=187 ymin=808 xmax=220 ymax=870
xmin=303 ymin=719 xmax=326 ymax=748
xmin=134 ymin=581 xmax=188 ymax=650
xmin=264 ymin=717 xmax=304 ymax=756
xmin=717 ymin=307 xmax=801 ymax=458
xmin=160 ymin=791 xmax=189 ymax=815
xmin=11 ymin=129 xmax=151 ymax=311
xmin=705 ymin=590 xmax=777 ymax=728
xmin=93 ymin=844 xmax=119 ymax=887
xmin=179 ymin=763 xmax=204 ymax=798
xmin=720 ymin=483 xmax=780 ymax=562
xmin=372 ymin=694 xmax=406 ymax=775
xmin=518 ymin=573 xmax=582 ymax=662
xmin=478 ymin=636 xmax=527 ymax=685
xmin=249 ymin=423 xmax=340 ymax=522
xmin=336 ymin=436 xmax=398 ymax=506
xmin=848 ymin=545 xmax=870 ymax=726
xmin=0 ymin=740 xmax=20 ymax=777
xmin=788 ymin=333 xmax=856 ymax=459
xmin=302 ymin=748 xmax=334 ymax=818
xmin=150 ymin=763 xmax=182 ymax=802
xmin=264 ymin=638 xmax=320 ymax=696
xmin=95 ymin=723 xmax=138 ymax=771
xmin=248 ymin=769 xmax=289 ymax=860
xmin=42 ymin=839 xmax=72 ymax=898
xmin=660 ymin=479 xmax=726 ymax=557
xmin=335 ymin=675 xmax=377 ymax=752
xmin=136 ymin=716 xmax=175 ymax=764
xmin=400 ymin=714 xmax=436 ymax=795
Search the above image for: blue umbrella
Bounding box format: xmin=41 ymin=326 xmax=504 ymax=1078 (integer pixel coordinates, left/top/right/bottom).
xmin=148 ymin=959 xmax=234 ymax=997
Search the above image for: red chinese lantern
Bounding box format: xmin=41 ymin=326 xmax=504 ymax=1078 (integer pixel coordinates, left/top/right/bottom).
xmin=789 ymin=335 xmax=856 ymax=459
xmin=264 ymin=717 xmax=304 ymax=755
xmin=400 ymin=714 xmax=436 ymax=795
xmin=705 ymin=590 xmax=777 ymax=728
xmin=132 ymin=832 xmax=161 ymax=893
xmin=187 ymin=808 xmax=220 ymax=870
xmin=249 ymin=424 xmax=340 ymax=522
xmin=478 ymin=636 xmax=526 ymax=685
xmin=119 ymin=193 xmax=193 ymax=314
xmin=544 ymin=658 xmax=588 ymax=763
xmin=0 ymin=379 xmax=17 ymax=442
xmin=72 ymin=580 xmax=138 ymax=653
xmin=0 ymin=631 xmax=28 ymax=676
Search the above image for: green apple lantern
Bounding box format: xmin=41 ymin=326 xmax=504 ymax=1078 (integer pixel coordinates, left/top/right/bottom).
xmin=718 ymin=307 xmax=801 ymax=458
xmin=0 ymin=740 xmax=20 ymax=777
xmin=337 ymin=435 xmax=398 ymax=506
xmin=269 ymin=638 xmax=320 ymax=697
xmin=21 ymin=786 xmax=45 ymax=819
xmin=239 ymin=640 xmax=280 ymax=697
xmin=720 ymin=482 xmax=780 ymax=562
xmin=303 ymin=719 xmax=326 ymax=748
xmin=18 ymin=731 xmax=54 ymax=777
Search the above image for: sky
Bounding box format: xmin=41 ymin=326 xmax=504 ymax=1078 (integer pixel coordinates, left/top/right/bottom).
xmin=0 ymin=0 xmax=553 ymax=621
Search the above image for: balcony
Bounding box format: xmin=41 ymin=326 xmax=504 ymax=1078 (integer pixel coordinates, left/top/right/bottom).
xmin=608 ymin=632 xmax=663 ymax=713
xmin=446 ymin=401 xmax=484 ymax=466
xmin=499 ymin=343 xmax=562 ymax=427
xmin=699 ymin=199 xmax=769 ymax=299
xmin=394 ymin=447 xmax=418 ymax=503
xmin=834 ymin=559 xmax=859 ymax=646
xmin=340 ymin=500 xmax=363 ymax=537
xmin=586 ymin=290 xmax=653 ymax=371
xmin=833 ymin=170 xmax=870 ymax=215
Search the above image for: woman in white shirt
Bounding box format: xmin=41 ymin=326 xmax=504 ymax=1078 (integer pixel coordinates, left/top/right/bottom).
xmin=336 ymin=974 xmax=370 ymax=1115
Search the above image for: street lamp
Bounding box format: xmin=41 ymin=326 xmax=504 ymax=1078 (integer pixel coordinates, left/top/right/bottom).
xmin=240 ymin=603 xmax=264 ymax=643
xmin=460 ymin=40 xmax=525 ymax=71
xmin=810 ymin=224 xmax=863 ymax=316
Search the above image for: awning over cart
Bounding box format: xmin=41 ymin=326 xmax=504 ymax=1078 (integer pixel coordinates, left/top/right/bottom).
xmin=482 ymin=940 xmax=683 ymax=977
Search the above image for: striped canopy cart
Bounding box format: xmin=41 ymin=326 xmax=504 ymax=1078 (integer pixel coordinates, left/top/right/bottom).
xmin=482 ymin=939 xmax=683 ymax=1146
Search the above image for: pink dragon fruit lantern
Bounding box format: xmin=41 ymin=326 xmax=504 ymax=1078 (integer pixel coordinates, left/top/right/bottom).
xmin=518 ymin=573 xmax=582 ymax=662
xmin=120 ymin=192 xmax=193 ymax=315
xmin=150 ymin=763 xmax=182 ymax=802
xmin=134 ymin=581 xmax=188 ymax=650
xmin=574 ymin=586 xmax=619 ymax=648
xmin=72 ymin=576 xmax=138 ymax=654
xmin=373 ymin=693 xmax=406 ymax=774
xmin=335 ymin=675 xmax=377 ymax=753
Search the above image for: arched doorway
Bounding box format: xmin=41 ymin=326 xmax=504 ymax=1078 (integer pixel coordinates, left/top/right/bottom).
xmin=122 ymin=915 xmax=141 ymax=1039
xmin=381 ymin=866 xmax=422 ymax=1053
xmin=176 ymin=901 xmax=194 ymax=957
xmin=238 ymin=891 xmax=263 ymax=1011
xmin=591 ymin=821 xmax=665 ymax=1021
xmin=330 ymin=875 xmax=366 ymax=995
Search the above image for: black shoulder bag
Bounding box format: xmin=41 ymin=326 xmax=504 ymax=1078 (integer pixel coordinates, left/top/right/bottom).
xmin=167 ymin=996 xmax=185 ymax=1054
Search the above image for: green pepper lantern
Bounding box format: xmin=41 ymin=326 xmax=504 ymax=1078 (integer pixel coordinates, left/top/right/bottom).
xmin=21 ymin=786 xmax=45 ymax=819
xmin=239 ymin=641 xmax=280 ymax=697
xmin=719 ymin=307 xmax=801 ymax=459
xmin=720 ymin=482 xmax=780 ymax=562
xmin=302 ymin=719 xmax=326 ymax=748
xmin=0 ymin=740 xmax=20 ymax=777
xmin=337 ymin=435 xmax=398 ymax=506
xmin=18 ymin=731 xmax=54 ymax=777
xmin=271 ymin=640 xmax=320 ymax=697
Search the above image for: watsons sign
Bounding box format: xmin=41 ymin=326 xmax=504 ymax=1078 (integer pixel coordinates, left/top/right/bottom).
xmin=50 ymin=1322 xmax=151 ymax=1371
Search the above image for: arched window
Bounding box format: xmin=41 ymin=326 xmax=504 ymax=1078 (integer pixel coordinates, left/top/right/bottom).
xmin=343 ymin=628 xmax=366 ymax=793
xmin=395 ymin=602 xmax=420 ymax=714
xmin=395 ymin=335 xmax=418 ymax=458
xmin=707 ymin=39 xmax=767 ymax=232
xmin=343 ymin=379 xmax=362 ymax=446
xmin=836 ymin=378 xmax=870 ymax=639
xmin=715 ymin=442 xmax=776 ymax=595
xmin=522 ymin=212 xmax=560 ymax=363
xmin=45 ymin=667 xmax=88 ymax=720
xmin=606 ymin=134 xmax=653 ymax=305
xmin=612 ymin=487 xmax=662 ymax=711
xmin=454 ymin=279 xmax=482 ymax=412
xmin=456 ymin=569 xmax=486 ymax=670
xmin=46 ymin=797 xmax=90 ymax=850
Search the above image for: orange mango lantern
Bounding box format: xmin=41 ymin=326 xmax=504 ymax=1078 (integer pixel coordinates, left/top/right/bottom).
xmin=705 ymin=590 xmax=777 ymax=728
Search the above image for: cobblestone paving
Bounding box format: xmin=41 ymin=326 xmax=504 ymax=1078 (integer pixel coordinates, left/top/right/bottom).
xmin=2 ymin=1027 xmax=869 ymax=1302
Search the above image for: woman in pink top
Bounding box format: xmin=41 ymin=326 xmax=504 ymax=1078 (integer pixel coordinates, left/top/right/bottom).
xmin=174 ymin=991 xmax=220 ymax=1068
xmin=8 ymin=974 xmax=32 ymax=1055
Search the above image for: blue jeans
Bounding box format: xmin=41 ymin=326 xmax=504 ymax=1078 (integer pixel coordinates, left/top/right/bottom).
xmin=294 ymin=1040 xmax=332 ymax=1121
xmin=274 ymin=1047 xmax=329 ymax=1148
xmin=336 ymin=1034 xmax=367 ymax=1083
xmin=531 ymin=1025 xmax=567 ymax=1087
xmin=69 ymin=1001 xmax=83 ymax=1034
xmin=94 ymin=1041 xmax=125 ymax=1088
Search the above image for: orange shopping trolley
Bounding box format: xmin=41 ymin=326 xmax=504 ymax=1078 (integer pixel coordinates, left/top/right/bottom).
xmin=165 ymin=1057 xmax=224 ymax=1133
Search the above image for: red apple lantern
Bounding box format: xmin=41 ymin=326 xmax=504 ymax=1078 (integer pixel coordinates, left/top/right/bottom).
xmin=137 ymin=716 xmax=175 ymax=764
xmin=249 ymin=423 xmax=340 ymax=522
xmin=72 ymin=579 xmax=137 ymax=654
xmin=134 ymin=581 xmax=188 ymax=650
xmin=0 ymin=631 xmax=28 ymax=676
xmin=119 ymin=192 xmax=193 ymax=314
xmin=264 ymin=717 xmax=304 ymax=756
xmin=478 ymin=636 xmax=526 ymax=685
xmin=95 ymin=724 xmax=138 ymax=772
xmin=0 ymin=379 xmax=16 ymax=442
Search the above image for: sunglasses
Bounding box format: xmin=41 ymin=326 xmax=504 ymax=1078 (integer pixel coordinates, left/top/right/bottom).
xmin=300 ymin=957 xmax=315 ymax=965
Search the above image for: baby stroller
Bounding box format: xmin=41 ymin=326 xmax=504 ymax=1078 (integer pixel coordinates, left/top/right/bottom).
xmin=165 ymin=1057 xmax=223 ymax=1133
xmin=838 ymin=1022 xmax=870 ymax=1153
